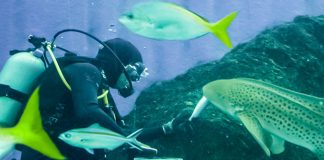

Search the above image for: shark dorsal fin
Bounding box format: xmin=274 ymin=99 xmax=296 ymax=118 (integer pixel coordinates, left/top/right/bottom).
xmin=238 ymin=78 xmax=324 ymax=116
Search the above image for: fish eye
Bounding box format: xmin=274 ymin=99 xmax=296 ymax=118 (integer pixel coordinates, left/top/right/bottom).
xmin=64 ymin=133 xmax=71 ymax=138
xmin=127 ymin=14 xmax=134 ymax=19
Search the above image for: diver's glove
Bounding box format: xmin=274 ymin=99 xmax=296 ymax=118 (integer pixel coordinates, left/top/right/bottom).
xmin=162 ymin=108 xmax=194 ymax=135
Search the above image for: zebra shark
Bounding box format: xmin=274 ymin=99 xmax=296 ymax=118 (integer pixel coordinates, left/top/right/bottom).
xmin=190 ymin=78 xmax=324 ymax=159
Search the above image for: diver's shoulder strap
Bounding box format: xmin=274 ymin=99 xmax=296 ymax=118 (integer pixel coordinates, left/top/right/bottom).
xmin=9 ymin=48 xmax=35 ymax=55
xmin=56 ymin=53 xmax=99 ymax=67
xmin=0 ymin=84 xmax=29 ymax=104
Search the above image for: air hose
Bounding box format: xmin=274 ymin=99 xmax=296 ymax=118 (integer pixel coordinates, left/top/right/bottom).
xmin=45 ymin=44 xmax=109 ymax=100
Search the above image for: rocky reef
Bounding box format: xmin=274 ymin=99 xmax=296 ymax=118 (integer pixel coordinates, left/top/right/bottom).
xmin=124 ymin=15 xmax=324 ymax=160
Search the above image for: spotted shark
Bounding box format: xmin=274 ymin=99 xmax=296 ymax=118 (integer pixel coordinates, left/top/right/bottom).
xmin=0 ymin=87 xmax=65 ymax=159
xmin=190 ymin=78 xmax=324 ymax=159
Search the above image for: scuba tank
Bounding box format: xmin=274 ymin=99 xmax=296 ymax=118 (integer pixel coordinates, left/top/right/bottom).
xmin=0 ymin=51 xmax=45 ymax=127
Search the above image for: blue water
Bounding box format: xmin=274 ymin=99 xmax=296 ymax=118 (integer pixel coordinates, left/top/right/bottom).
xmin=0 ymin=0 xmax=323 ymax=115
xmin=0 ymin=1 xmax=323 ymax=160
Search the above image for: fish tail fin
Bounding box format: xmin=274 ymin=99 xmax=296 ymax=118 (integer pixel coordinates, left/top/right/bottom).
xmin=127 ymin=140 xmax=158 ymax=154
xmin=126 ymin=129 xmax=158 ymax=154
xmin=127 ymin=141 xmax=143 ymax=151
xmin=13 ymin=87 xmax=65 ymax=159
xmin=133 ymin=140 xmax=158 ymax=154
xmin=210 ymin=11 xmax=238 ymax=48
xmin=0 ymin=128 xmax=16 ymax=158
xmin=126 ymin=128 xmax=143 ymax=151
xmin=126 ymin=128 xmax=143 ymax=139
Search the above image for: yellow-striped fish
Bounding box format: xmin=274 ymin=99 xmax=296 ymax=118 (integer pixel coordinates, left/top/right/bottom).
xmin=59 ymin=124 xmax=157 ymax=154
xmin=119 ymin=1 xmax=238 ymax=48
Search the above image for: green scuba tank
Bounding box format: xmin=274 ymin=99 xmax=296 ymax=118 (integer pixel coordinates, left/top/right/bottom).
xmin=0 ymin=51 xmax=45 ymax=127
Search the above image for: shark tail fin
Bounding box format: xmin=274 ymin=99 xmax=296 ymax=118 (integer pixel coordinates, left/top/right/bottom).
xmin=210 ymin=11 xmax=238 ymax=48
xmin=13 ymin=87 xmax=65 ymax=159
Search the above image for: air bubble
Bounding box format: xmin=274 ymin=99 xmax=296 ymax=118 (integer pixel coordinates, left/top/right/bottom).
xmin=108 ymin=28 xmax=117 ymax=33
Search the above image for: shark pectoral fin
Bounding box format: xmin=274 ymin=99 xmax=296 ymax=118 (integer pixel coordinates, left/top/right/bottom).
xmin=85 ymin=148 xmax=94 ymax=155
xmin=270 ymin=134 xmax=285 ymax=154
xmin=237 ymin=112 xmax=272 ymax=157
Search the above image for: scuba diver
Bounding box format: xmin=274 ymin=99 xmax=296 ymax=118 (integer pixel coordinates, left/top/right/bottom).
xmin=17 ymin=37 xmax=192 ymax=160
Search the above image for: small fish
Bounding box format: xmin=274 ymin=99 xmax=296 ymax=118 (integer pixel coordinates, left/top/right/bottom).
xmin=0 ymin=87 xmax=65 ymax=159
xmin=192 ymin=78 xmax=324 ymax=159
xmin=59 ymin=123 xmax=157 ymax=154
xmin=119 ymin=1 xmax=238 ymax=48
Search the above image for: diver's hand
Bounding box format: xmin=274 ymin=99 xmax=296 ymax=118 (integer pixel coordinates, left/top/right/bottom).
xmin=162 ymin=108 xmax=194 ymax=135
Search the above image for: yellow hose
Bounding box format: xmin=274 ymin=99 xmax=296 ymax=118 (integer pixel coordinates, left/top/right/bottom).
xmin=46 ymin=45 xmax=72 ymax=91
xmin=46 ymin=44 xmax=108 ymax=100
xmin=101 ymin=89 xmax=109 ymax=105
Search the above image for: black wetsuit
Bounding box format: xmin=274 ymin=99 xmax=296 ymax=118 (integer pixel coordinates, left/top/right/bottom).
xmin=20 ymin=58 xmax=164 ymax=160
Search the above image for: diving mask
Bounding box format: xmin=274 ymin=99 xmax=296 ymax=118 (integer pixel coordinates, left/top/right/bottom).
xmin=125 ymin=62 xmax=148 ymax=82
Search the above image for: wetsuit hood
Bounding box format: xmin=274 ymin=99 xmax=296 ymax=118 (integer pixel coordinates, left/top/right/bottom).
xmin=95 ymin=38 xmax=143 ymax=89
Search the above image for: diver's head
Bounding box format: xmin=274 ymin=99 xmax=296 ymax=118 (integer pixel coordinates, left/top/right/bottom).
xmin=96 ymin=38 xmax=148 ymax=97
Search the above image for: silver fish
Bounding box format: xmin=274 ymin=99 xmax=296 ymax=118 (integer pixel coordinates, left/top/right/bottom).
xmin=59 ymin=123 xmax=157 ymax=154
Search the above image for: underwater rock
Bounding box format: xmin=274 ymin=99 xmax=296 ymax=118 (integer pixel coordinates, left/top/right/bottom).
xmin=124 ymin=15 xmax=324 ymax=160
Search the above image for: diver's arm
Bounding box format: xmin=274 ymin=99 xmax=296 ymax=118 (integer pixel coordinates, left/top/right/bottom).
xmin=138 ymin=108 xmax=194 ymax=142
xmin=107 ymin=92 xmax=125 ymax=127
xmin=137 ymin=127 xmax=165 ymax=142
xmin=64 ymin=63 xmax=125 ymax=135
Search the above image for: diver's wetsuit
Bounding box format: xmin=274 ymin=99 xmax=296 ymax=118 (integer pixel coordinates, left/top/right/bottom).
xmin=20 ymin=61 xmax=164 ymax=160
